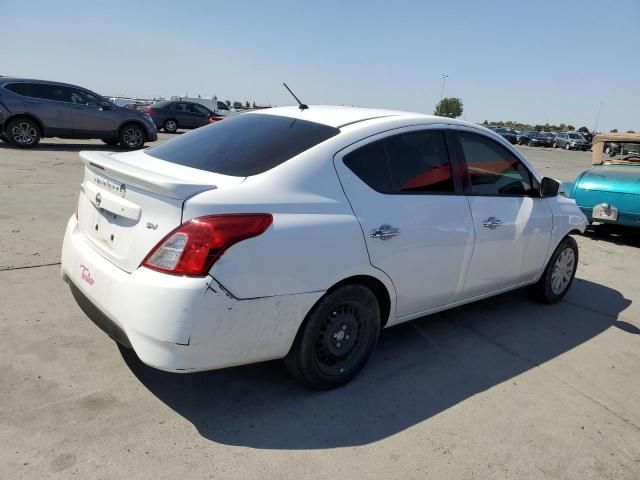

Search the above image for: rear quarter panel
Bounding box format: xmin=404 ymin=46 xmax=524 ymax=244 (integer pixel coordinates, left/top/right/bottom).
xmin=181 ymin=139 xmax=396 ymax=306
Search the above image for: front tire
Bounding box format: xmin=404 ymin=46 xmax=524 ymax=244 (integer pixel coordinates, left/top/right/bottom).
xmin=284 ymin=284 xmax=381 ymax=389
xmin=531 ymin=236 xmax=578 ymax=304
xmin=119 ymin=123 xmax=146 ymax=150
xmin=565 ymin=143 xmax=571 ymax=150
xmin=6 ymin=118 xmax=41 ymax=148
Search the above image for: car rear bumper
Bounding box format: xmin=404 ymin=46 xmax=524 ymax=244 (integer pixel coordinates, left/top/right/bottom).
xmin=61 ymin=216 xmax=322 ymax=372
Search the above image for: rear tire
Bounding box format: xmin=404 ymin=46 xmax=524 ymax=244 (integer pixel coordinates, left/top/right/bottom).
xmin=119 ymin=123 xmax=146 ymax=150
xmin=284 ymin=284 xmax=380 ymax=389
xmin=531 ymin=236 xmax=578 ymax=304
xmin=163 ymin=119 xmax=178 ymax=133
xmin=6 ymin=117 xmax=41 ymax=148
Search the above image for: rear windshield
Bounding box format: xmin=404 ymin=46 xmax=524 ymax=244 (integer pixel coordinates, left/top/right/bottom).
xmin=146 ymin=113 xmax=340 ymax=176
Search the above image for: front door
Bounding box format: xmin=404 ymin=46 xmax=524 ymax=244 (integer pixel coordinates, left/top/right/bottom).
xmin=334 ymin=127 xmax=475 ymax=319
xmin=455 ymin=130 xmax=553 ymax=298
xmin=69 ymin=88 xmax=117 ymax=137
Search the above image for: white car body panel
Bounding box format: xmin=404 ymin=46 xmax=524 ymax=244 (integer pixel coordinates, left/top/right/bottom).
xmin=60 ymin=105 xmax=587 ymax=373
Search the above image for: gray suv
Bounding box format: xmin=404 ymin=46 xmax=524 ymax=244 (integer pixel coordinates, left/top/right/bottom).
xmin=0 ymin=78 xmax=157 ymax=149
xmin=553 ymin=132 xmax=590 ymax=151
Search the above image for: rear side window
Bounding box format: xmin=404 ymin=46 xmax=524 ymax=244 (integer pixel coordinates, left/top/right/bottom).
xmin=4 ymin=82 xmax=67 ymax=101
xmin=344 ymin=130 xmax=455 ymax=194
xmin=458 ymin=131 xmax=534 ymax=196
xmin=146 ymin=113 xmax=340 ymax=176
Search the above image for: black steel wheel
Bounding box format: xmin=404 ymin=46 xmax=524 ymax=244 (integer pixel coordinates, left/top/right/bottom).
xmin=285 ymin=284 xmax=380 ymax=389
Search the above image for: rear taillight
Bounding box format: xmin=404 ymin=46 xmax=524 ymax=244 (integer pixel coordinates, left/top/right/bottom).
xmin=142 ymin=214 xmax=273 ymax=276
xmin=147 ymin=107 xmax=156 ymax=115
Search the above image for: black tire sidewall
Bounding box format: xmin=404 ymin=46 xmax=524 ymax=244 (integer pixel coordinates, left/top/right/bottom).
xmin=537 ymin=236 xmax=579 ymax=304
xmin=288 ymin=285 xmax=380 ymax=389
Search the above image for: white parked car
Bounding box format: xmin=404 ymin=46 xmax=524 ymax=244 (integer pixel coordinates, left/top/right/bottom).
xmin=61 ymin=106 xmax=588 ymax=389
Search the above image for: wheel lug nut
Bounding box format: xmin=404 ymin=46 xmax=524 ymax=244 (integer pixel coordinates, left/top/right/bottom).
xmin=342 ymin=325 xmax=347 ymax=330
xmin=336 ymin=342 xmax=341 ymax=348
xmin=333 ymin=333 xmax=338 ymax=338
xmin=345 ymin=335 xmax=350 ymax=340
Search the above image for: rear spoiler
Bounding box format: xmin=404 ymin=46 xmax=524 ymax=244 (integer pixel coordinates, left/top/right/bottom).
xmin=79 ymin=151 xmax=217 ymax=199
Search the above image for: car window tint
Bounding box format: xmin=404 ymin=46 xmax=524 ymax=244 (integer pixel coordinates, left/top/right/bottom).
xmin=344 ymin=130 xmax=454 ymax=194
xmin=459 ymin=131 xmax=532 ymax=196
xmin=344 ymin=142 xmax=390 ymax=193
xmin=191 ymin=104 xmax=210 ymax=115
xmin=385 ymin=131 xmax=454 ymax=193
xmin=146 ymin=113 xmax=340 ymax=176
xmin=69 ymin=89 xmax=102 ymax=106
xmin=173 ymin=103 xmax=189 ymax=112
xmin=4 ymin=83 xmax=32 ymax=96
xmin=217 ymin=102 xmax=229 ymax=110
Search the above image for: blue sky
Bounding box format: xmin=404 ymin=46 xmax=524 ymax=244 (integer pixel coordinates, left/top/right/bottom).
xmin=2 ymin=0 xmax=638 ymax=131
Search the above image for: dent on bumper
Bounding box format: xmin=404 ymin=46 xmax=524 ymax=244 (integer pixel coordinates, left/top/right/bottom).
xmin=61 ymin=217 xmax=324 ymax=373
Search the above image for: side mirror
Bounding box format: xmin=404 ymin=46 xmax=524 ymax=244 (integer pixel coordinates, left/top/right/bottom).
xmin=540 ymin=177 xmax=560 ymax=197
xmin=100 ymin=102 xmax=114 ymax=110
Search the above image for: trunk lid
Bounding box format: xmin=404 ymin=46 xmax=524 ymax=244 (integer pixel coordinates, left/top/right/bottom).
xmin=77 ymin=150 xmax=245 ymax=272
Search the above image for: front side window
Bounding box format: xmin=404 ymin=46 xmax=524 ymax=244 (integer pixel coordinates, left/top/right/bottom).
xmin=458 ymin=131 xmax=534 ymax=196
xmin=69 ymin=89 xmax=103 ymax=106
xmin=344 ymin=130 xmax=455 ymax=194
xmin=217 ymin=101 xmax=229 ymax=110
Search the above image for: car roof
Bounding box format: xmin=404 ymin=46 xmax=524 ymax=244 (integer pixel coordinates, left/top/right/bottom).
xmin=251 ymin=105 xmax=478 ymax=130
xmin=0 ymin=77 xmax=85 ymax=89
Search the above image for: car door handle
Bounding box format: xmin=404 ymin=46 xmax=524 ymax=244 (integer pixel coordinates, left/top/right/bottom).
xmin=370 ymin=225 xmax=400 ymax=240
xmin=482 ymin=217 xmax=502 ymax=230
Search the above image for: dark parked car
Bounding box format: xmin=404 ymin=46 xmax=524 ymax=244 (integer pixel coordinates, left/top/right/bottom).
xmin=519 ymin=131 xmax=553 ymax=147
xmin=0 ymin=78 xmax=157 ymax=149
xmin=146 ymin=100 xmax=215 ymax=133
xmin=553 ymin=132 xmax=590 ymax=150
xmin=488 ymin=126 xmax=517 ymax=144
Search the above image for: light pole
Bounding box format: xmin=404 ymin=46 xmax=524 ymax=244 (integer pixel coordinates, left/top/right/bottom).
xmin=440 ymin=74 xmax=449 ymax=103
xmin=593 ymin=101 xmax=603 ymax=134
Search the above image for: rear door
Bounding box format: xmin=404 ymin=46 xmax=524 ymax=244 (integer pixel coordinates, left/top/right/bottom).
xmin=6 ymin=82 xmax=74 ymax=135
xmin=454 ymin=130 xmax=552 ymax=297
xmin=334 ymin=126 xmax=474 ymax=319
xmin=172 ymin=102 xmax=196 ymax=128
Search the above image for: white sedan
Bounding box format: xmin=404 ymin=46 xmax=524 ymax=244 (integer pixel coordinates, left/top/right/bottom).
xmin=61 ymin=106 xmax=588 ymax=389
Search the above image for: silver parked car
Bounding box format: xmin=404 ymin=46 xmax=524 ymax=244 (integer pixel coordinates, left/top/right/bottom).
xmin=0 ymin=78 xmax=158 ymax=149
xmin=553 ymin=132 xmax=590 ymax=151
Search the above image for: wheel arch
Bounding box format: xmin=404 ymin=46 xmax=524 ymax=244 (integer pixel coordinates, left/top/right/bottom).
xmin=4 ymin=113 xmax=45 ymax=137
xmin=118 ymin=120 xmax=148 ymax=139
xmin=324 ymin=274 xmax=393 ymax=328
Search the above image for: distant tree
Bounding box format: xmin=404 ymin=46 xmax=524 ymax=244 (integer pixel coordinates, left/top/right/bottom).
xmin=578 ymin=126 xmax=589 ymax=133
xmin=225 ymin=100 xmax=231 ymax=107
xmin=626 ymin=130 xmax=636 ymax=133
xmin=534 ymin=124 xmax=544 ymax=131
xmin=566 ymin=125 xmax=575 ymax=131
xmin=434 ymin=97 xmax=463 ymax=118
xmin=245 ymin=101 xmax=250 ymax=108
xmin=233 ymin=101 xmax=243 ymax=109
xmin=252 ymin=101 xmax=256 ymax=108
xmin=610 ymin=129 xmax=618 ymax=133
